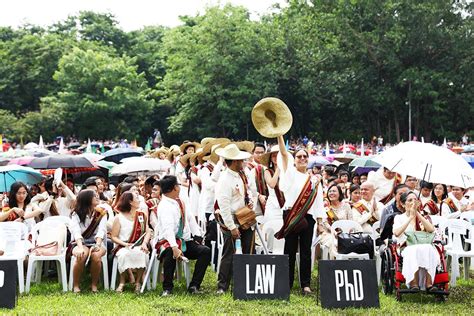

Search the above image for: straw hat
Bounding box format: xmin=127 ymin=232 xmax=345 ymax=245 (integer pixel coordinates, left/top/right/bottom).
xmin=235 ymin=141 xmax=255 ymax=154
xmin=189 ymin=148 xmax=203 ymax=166
xmin=200 ymin=138 xmax=231 ymax=164
xmin=215 ymin=143 xmax=252 ymax=161
xmin=260 ymin=145 xmax=279 ymax=167
xmin=179 ymin=152 xmax=193 ymax=167
xmin=167 ymin=145 xmax=180 ymax=161
xmin=200 ymin=137 xmax=215 ymax=148
xmin=180 ymin=141 xmax=201 ymax=154
xmin=151 ymin=147 xmax=169 ymax=159
xmin=251 ymin=97 xmax=293 ymax=138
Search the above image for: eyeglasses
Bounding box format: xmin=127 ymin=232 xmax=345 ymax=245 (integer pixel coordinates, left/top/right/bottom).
xmin=295 ymin=155 xmax=308 ymax=159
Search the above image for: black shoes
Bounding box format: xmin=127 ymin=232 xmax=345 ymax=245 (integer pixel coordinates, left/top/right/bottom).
xmin=187 ymin=286 xmax=202 ymax=294
xmin=161 ymin=289 xmax=172 ymax=297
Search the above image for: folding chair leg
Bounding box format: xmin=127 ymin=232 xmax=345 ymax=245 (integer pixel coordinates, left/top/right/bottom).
xmin=296 ymin=253 xmax=301 ymax=287
xmin=141 ymin=254 xmax=155 ymax=293
xmin=183 ymin=261 xmax=191 ymax=288
xmin=17 ymin=259 xmax=25 ymax=294
xmin=210 ymin=241 xmax=216 ymax=271
xmin=110 ymin=257 xmax=118 ymax=290
xmin=25 ymin=258 xmax=35 ymax=294
xmin=463 ymin=257 xmax=470 ymax=280
xmin=450 ymin=255 xmax=459 ymax=286
xmin=102 ymin=256 xmax=109 ymax=290
xmin=35 ymin=261 xmax=43 ymax=283
xmin=68 ymin=257 xmax=76 ymax=291
xmin=59 ymin=258 xmax=68 ymax=292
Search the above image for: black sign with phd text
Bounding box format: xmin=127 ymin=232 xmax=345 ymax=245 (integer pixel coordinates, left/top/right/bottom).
xmin=233 ymin=254 xmax=290 ymax=300
xmin=319 ymin=260 xmax=379 ymax=309
xmin=0 ymin=260 xmax=17 ymax=309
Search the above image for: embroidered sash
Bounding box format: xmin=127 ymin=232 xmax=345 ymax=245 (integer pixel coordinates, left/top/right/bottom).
xmin=255 ymin=164 xmax=268 ymax=213
xmin=325 ymin=207 xmax=339 ymax=226
xmin=380 ymin=173 xmax=402 ymax=204
xmin=353 ymin=201 xmax=378 ymax=225
xmin=424 ymin=200 xmax=440 ymax=215
xmin=112 ymin=211 xmax=146 ymax=255
xmin=443 ymin=197 xmax=458 ymax=213
xmin=3 ymin=207 xmax=20 ymax=221
xmin=81 ymin=207 xmax=107 ymax=240
xmin=274 ymin=176 xmax=319 ymax=239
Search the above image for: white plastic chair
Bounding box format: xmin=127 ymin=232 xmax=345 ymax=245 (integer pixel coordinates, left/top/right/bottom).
xmin=0 ymin=222 xmax=29 ymax=294
xmin=460 ymin=211 xmax=474 ymax=224
xmin=216 ymin=228 xmax=224 ymax=273
xmin=25 ymin=220 xmax=69 ymax=293
xmin=68 ymin=240 xmax=109 ymax=291
xmin=446 ymin=219 xmax=474 ymax=286
xmin=139 ymin=238 xmax=190 ymax=293
xmin=262 ymin=220 xmax=285 ymax=254
xmin=331 ymin=220 xmax=370 ymax=260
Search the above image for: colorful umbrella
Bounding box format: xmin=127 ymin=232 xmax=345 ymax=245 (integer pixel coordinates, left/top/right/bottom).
xmin=0 ymin=165 xmax=44 ymax=192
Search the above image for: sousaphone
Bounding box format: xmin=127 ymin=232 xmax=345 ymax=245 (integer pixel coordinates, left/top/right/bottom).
xmin=251 ymin=97 xmax=293 ymax=138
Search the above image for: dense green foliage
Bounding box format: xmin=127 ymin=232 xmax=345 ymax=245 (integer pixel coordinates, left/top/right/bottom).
xmin=0 ymin=0 xmax=472 ymax=144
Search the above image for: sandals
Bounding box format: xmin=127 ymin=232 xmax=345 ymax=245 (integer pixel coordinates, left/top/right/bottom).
xmin=409 ymin=286 xmax=420 ymax=292
xmin=426 ymin=286 xmax=439 ymax=293
xmin=135 ymin=283 xmax=141 ymax=294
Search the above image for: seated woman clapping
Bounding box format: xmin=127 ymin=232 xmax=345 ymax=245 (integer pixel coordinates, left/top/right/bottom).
xmin=69 ymin=190 xmax=107 ymax=293
xmin=110 ymin=191 xmax=151 ymax=293
xmin=393 ymin=191 xmax=439 ymax=291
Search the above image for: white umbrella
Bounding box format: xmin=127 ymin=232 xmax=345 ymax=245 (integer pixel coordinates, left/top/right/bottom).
xmin=110 ymin=157 xmax=170 ymax=175
xmin=373 ymin=141 xmax=474 ymax=188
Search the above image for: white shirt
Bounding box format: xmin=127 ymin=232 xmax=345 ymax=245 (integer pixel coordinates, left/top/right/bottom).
xmin=156 ymin=195 xmax=201 ymax=248
xmin=367 ymin=168 xmax=397 ymax=203
xmin=215 ymin=168 xmax=248 ymax=231
xmin=351 ymin=198 xmax=383 ymax=232
xmin=70 ymin=211 xmax=107 ymax=242
xmin=198 ymin=161 xmax=222 ymax=214
xmin=278 ymin=155 xmax=325 ymax=220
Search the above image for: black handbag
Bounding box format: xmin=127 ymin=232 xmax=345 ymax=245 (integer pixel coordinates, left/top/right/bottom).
xmin=337 ymin=232 xmax=374 ymax=259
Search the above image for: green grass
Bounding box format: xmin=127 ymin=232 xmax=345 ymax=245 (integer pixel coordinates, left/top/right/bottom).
xmin=2 ymin=267 xmax=473 ymax=315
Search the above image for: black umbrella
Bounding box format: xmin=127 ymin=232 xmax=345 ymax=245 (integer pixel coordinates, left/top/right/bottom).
xmin=102 ymin=148 xmax=143 ymax=164
xmin=28 ymin=155 xmax=95 ymax=169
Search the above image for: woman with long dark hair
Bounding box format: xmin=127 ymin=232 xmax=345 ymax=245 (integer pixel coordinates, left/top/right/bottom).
xmin=69 ymin=189 xmax=107 ymax=293
xmin=0 ymin=182 xmax=43 ymax=231
xmin=111 ymin=191 xmax=151 ymax=293
xmin=422 ymin=183 xmax=449 ymax=216
xmin=261 ymin=145 xmax=285 ymax=223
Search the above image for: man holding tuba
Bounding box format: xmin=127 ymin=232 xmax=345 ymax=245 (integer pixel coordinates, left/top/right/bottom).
xmin=252 ymin=98 xmax=325 ymax=295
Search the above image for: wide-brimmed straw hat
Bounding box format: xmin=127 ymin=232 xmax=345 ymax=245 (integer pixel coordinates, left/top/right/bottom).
xmin=215 ymin=143 xmax=252 ymax=161
xmin=180 ymin=141 xmax=201 ymax=154
xmin=235 ymin=141 xmax=255 ymax=154
xmin=260 ymin=145 xmax=279 ymax=167
xmin=151 ymin=147 xmax=169 ymax=158
xmin=189 ymin=148 xmax=203 ymax=166
xmin=200 ymin=138 xmax=231 ymax=164
xmin=200 ymin=137 xmax=215 ymax=148
xmin=167 ymin=145 xmax=180 ymax=161
xmin=251 ymin=97 xmax=293 ymax=138
xmin=179 ymin=152 xmax=193 ymax=167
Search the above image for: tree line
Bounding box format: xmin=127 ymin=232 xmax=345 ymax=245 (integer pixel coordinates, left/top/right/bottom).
xmin=0 ymin=0 xmax=472 ymax=145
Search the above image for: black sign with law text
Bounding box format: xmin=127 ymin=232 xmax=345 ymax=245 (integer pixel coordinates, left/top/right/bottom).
xmin=233 ymin=254 xmax=289 ymax=300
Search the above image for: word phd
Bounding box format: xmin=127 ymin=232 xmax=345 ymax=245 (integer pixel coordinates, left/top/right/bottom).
xmin=335 ymin=269 xmax=364 ymax=301
xmin=245 ymin=264 xmax=275 ymax=294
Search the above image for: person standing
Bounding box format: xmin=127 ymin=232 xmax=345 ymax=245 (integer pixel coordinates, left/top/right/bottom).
xmin=214 ymin=144 xmax=255 ymax=294
xmin=274 ymin=136 xmax=324 ymax=295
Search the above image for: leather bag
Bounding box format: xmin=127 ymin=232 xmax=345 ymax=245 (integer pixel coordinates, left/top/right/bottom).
xmin=337 ymin=232 xmax=374 ymax=259
xmin=235 ymin=206 xmax=256 ymax=230
xmin=404 ymin=231 xmax=435 ymax=246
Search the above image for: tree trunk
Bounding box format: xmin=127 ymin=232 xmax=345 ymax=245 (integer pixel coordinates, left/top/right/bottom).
xmin=394 ymin=110 xmax=400 ymax=142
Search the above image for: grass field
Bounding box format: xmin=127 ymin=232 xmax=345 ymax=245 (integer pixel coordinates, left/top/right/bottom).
xmin=2 ymin=266 xmax=473 ymax=315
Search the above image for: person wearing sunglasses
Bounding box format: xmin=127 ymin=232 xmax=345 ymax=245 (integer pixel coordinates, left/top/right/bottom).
xmin=274 ymin=136 xmax=325 ymax=295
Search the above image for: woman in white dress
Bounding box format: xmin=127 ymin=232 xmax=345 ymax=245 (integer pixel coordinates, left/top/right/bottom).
xmin=262 ymin=145 xmax=285 ymax=223
xmin=111 ymin=191 xmax=151 ymax=293
xmin=318 ymin=184 xmax=353 ymax=259
xmin=393 ymin=191 xmax=439 ymax=291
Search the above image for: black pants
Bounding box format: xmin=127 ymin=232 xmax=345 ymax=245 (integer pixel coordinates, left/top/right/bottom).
xmin=162 ymin=241 xmax=211 ymax=291
xmin=284 ymin=214 xmax=315 ymax=288
xmin=217 ymin=227 xmax=255 ymax=291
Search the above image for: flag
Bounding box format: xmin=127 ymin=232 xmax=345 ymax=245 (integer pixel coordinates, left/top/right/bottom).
xmin=325 ymin=141 xmax=330 ymax=156
xmin=145 ymin=137 xmax=152 ymax=152
xmin=442 ymin=138 xmax=447 ymax=148
xmin=285 ymin=139 xmax=289 ymax=150
xmin=0 ymin=134 xmax=3 ymax=152
xmin=39 ymin=135 xmax=44 ymax=149
xmin=421 ymin=137 xmax=425 ymax=143
xmin=361 ymin=138 xmax=365 ymax=157
xmin=58 ymin=137 xmax=65 ymax=153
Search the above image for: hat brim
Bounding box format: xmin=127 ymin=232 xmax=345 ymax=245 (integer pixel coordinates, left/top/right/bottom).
xmin=215 ymin=148 xmax=251 ymax=160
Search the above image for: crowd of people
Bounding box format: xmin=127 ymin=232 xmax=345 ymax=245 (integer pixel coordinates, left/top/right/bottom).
xmin=1 ymin=136 xmax=473 ymax=296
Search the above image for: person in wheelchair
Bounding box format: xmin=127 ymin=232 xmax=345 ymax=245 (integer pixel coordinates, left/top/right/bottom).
xmin=393 ymin=191 xmax=439 ymax=292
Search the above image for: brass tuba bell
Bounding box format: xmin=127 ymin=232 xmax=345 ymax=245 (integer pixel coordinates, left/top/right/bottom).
xmin=251 ymin=97 xmax=293 ymax=138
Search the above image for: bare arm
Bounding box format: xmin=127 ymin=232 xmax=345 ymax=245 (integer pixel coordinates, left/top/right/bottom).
xmin=110 ymin=216 xmax=128 ymax=247
xmin=264 ymin=168 xmax=280 ymax=189
xmin=277 ymin=136 xmax=288 ymax=172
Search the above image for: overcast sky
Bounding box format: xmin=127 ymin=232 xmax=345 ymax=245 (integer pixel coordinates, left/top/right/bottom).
xmin=0 ymin=0 xmax=287 ymax=31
